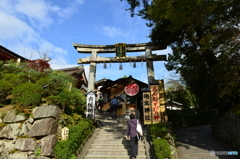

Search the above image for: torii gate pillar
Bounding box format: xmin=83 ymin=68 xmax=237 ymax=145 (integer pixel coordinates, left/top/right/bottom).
xmin=146 ymin=48 xmax=155 ymax=83
xmin=88 ymin=50 xmax=97 ymax=92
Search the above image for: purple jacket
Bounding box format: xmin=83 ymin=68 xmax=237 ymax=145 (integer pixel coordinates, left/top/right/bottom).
xmin=126 ymin=119 xmax=141 ymax=138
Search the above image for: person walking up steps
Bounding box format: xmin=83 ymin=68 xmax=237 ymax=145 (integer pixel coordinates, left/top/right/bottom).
xmin=110 ymin=96 xmax=119 ymax=119
xmin=126 ymin=113 xmax=142 ymax=159
xmin=97 ymin=96 xmax=104 ymax=112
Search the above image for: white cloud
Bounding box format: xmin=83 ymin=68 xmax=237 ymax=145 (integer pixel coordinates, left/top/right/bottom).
xmin=14 ymin=0 xmax=53 ymax=28
xmin=0 ymin=0 xmax=85 ymax=72
xmin=101 ymin=26 xmax=125 ymax=38
xmin=0 ymin=11 xmax=37 ymax=41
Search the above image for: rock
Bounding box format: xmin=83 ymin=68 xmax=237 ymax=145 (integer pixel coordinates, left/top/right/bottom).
xmin=40 ymin=135 xmax=58 ymax=157
xmin=18 ymin=120 xmax=32 ymax=136
xmin=28 ymin=118 xmax=58 ymax=137
xmin=27 ymin=117 xmax=34 ymax=124
xmin=3 ymin=111 xmax=26 ymax=123
xmin=28 ymin=155 xmax=51 ymax=159
xmin=8 ymin=152 xmax=28 ymax=159
xmin=0 ymin=139 xmax=15 ymax=152
xmin=0 ymin=123 xmax=21 ymax=139
xmin=0 ymin=151 xmax=8 ymax=159
xmin=15 ymin=138 xmax=36 ymax=151
xmin=32 ymin=105 xmax=60 ymax=120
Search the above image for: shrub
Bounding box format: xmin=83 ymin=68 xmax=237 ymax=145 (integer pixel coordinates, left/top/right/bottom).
xmin=46 ymin=96 xmax=60 ymax=105
xmin=2 ymin=73 xmax=26 ymax=86
xmin=46 ymin=88 xmax=85 ymax=115
xmin=48 ymin=71 xmax=76 ymax=96
xmin=54 ymin=119 xmax=95 ymax=159
xmin=152 ymin=138 xmax=171 ymax=159
xmin=0 ymin=79 xmax=13 ymax=104
xmin=149 ymin=122 xmax=168 ymax=138
xmin=12 ymin=82 xmax=43 ymax=107
xmin=149 ymin=123 xmax=173 ymax=159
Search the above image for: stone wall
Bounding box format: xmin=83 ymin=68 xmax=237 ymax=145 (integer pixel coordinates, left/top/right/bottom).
xmin=0 ymin=105 xmax=60 ymax=159
xmin=211 ymin=111 xmax=240 ymax=152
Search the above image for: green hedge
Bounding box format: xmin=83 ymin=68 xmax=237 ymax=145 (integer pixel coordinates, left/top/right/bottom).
xmin=54 ymin=119 xmax=95 ymax=159
xmin=149 ymin=123 xmax=173 ymax=159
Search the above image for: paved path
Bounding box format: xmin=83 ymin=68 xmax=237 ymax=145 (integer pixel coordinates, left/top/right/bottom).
xmin=174 ymin=125 xmax=239 ymax=159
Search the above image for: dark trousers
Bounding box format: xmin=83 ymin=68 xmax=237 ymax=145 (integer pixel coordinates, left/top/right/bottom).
xmin=130 ymin=136 xmax=138 ymax=157
xmin=111 ymin=105 xmax=118 ymax=119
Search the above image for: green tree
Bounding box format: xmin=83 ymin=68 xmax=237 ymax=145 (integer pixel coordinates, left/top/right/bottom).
xmin=122 ymin=0 xmax=240 ymax=114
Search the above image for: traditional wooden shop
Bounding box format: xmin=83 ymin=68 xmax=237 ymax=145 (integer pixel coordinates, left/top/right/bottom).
xmin=99 ymin=76 xmax=148 ymax=123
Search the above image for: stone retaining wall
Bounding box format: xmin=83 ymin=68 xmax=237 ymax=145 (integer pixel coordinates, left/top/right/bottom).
xmin=211 ymin=111 xmax=240 ymax=152
xmin=0 ymin=105 xmax=60 ymax=159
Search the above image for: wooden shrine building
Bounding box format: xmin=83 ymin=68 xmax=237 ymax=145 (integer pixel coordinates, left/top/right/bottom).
xmin=0 ymin=45 xmax=28 ymax=62
xmin=99 ymin=75 xmax=148 ymax=123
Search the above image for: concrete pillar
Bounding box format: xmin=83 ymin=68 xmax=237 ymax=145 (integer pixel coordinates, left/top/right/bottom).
xmin=146 ymin=48 xmax=155 ymax=84
xmin=87 ymin=50 xmax=97 ymax=92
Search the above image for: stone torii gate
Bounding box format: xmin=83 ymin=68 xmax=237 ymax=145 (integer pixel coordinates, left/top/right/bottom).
xmin=73 ymin=43 xmax=166 ymax=90
xmin=73 ymin=42 xmax=167 ymax=120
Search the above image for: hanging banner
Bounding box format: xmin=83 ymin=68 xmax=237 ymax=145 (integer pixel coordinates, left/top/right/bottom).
xmin=150 ymin=83 xmax=161 ymax=123
xmin=142 ymin=89 xmax=152 ymax=125
xmin=124 ymin=83 xmax=139 ymax=96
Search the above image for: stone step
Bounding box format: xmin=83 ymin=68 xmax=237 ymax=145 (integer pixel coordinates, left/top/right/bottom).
xmin=98 ymin=130 xmax=126 ymax=135
xmin=84 ymin=154 xmax=147 ymax=159
xmin=87 ymin=148 xmax=146 ymax=155
xmin=93 ymin=139 xmax=145 ymax=144
xmin=95 ymin=136 xmax=125 ymax=140
xmin=98 ymin=129 xmax=126 ymax=134
xmin=100 ymin=127 xmax=126 ymax=130
xmin=90 ymin=143 xmax=145 ymax=149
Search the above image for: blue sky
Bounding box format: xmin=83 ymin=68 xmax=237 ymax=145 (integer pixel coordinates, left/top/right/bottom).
xmin=0 ymin=0 xmax=172 ymax=83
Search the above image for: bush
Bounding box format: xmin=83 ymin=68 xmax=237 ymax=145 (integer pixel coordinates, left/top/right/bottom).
xmin=0 ymin=79 xmax=13 ymax=104
xmin=54 ymin=119 xmax=95 ymax=159
xmin=149 ymin=123 xmax=173 ymax=159
xmin=2 ymin=73 xmax=26 ymax=86
xmin=46 ymin=88 xmax=85 ymax=115
xmin=149 ymin=123 xmax=168 ymax=138
xmin=46 ymin=96 xmax=60 ymax=105
xmin=12 ymin=82 xmax=43 ymax=107
xmin=152 ymin=138 xmax=171 ymax=159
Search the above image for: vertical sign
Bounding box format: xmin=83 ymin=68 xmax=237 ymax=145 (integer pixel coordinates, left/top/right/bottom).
xmin=61 ymin=127 xmax=69 ymax=140
xmin=150 ymin=82 xmax=161 ymax=123
xmin=86 ymin=91 xmax=96 ymax=119
xmin=142 ymin=90 xmax=152 ymax=125
xmin=115 ymin=43 xmax=126 ymax=59
xmin=159 ymin=79 xmax=168 ymax=122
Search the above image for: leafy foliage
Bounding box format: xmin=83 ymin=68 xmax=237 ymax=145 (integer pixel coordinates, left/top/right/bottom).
xmin=0 ymin=60 xmax=86 ymax=115
xmin=149 ymin=123 xmax=173 ymax=159
xmin=152 ymin=138 xmax=171 ymax=159
xmin=27 ymin=59 xmax=50 ymax=72
xmin=12 ymin=82 xmax=43 ymax=107
xmin=46 ymin=88 xmax=85 ymax=114
xmin=0 ymin=79 xmax=13 ymax=104
xmin=54 ymin=119 xmax=95 ymax=159
xmin=123 ymin=0 xmax=240 ymax=115
xmin=149 ymin=123 xmax=167 ymax=138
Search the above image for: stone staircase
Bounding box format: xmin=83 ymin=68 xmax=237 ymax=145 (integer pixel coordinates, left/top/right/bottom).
xmin=79 ymin=111 xmax=148 ymax=159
